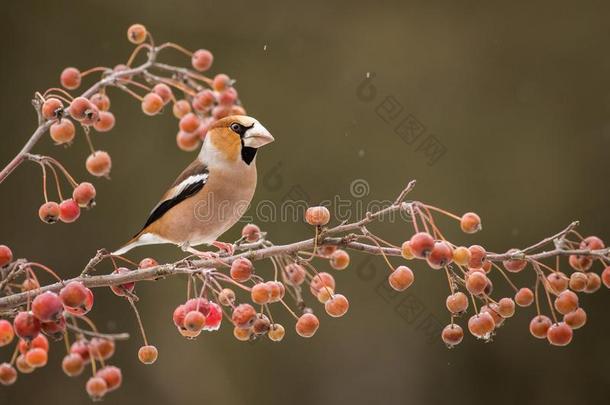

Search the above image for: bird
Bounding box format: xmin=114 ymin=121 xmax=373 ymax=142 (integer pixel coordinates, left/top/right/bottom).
xmin=112 ymin=115 xmax=274 ymax=257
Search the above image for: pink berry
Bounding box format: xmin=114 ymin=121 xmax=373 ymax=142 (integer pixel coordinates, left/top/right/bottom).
xmin=60 ymin=67 xmax=81 ymax=89
xmin=38 ymin=201 xmax=61 ymax=224
xmin=0 ymin=320 xmax=14 ymax=347
xmin=72 ymin=182 xmax=96 ymax=208
xmin=152 ymin=83 xmax=173 ymax=104
xmin=191 ymin=49 xmax=214 ymax=71
xmin=93 ymin=111 xmax=115 ymax=132
xmin=32 ymin=291 xmax=63 ymax=322
xmin=141 ymin=93 xmax=164 ymax=115
xmin=547 ymin=322 xmax=573 ymax=346
xmin=409 ymin=232 xmax=434 ymax=258
xmin=59 ymin=199 xmax=81 ymax=223
xmin=0 ymin=245 xmax=12 ymax=267
xmin=13 ymin=311 xmax=41 ymax=340
xmin=50 ymin=119 xmax=76 ymax=144
xmin=109 ymin=267 xmax=135 ymax=297
xmin=42 ymin=98 xmax=63 ymax=120
xmin=86 ymin=151 xmax=112 ymax=177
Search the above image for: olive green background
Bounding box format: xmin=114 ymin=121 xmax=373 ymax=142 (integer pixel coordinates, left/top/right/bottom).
xmin=1 ymin=1 xmax=609 ymax=404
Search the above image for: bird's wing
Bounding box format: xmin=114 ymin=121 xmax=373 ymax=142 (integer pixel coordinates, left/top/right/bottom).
xmin=134 ymin=159 xmax=209 ymax=237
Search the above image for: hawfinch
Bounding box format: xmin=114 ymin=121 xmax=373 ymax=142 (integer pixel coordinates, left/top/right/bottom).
xmin=112 ymin=115 xmax=274 ymax=256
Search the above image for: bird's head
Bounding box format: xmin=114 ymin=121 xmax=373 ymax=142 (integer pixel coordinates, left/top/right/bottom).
xmin=202 ymin=115 xmax=274 ymax=166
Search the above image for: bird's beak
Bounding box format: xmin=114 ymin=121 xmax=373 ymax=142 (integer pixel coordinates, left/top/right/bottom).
xmin=243 ymin=121 xmax=274 ymax=148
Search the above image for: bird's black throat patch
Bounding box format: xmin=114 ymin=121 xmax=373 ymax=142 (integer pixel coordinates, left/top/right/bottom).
xmin=241 ymin=145 xmax=257 ymax=165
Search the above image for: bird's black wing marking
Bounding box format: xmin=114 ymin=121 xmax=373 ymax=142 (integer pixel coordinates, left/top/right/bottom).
xmin=134 ymin=170 xmax=208 ymax=237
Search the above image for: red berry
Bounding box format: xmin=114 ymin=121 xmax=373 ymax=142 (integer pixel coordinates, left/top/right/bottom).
xmin=172 ymin=99 xmax=191 ymax=118
xmin=13 ymin=311 xmax=41 ymax=340
xmin=127 ymin=23 xmax=147 ymax=44
xmin=176 ymin=130 xmax=201 ymax=151
xmin=41 ymin=316 xmax=66 ymax=341
xmin=547 ymin=272 xmax=569 ymax=294
xmin=141 ymin=92 xmax=164 ymax=115
xmin=295 ymin=313 xmax=320 ymax=338
xmin=192 ymin=90 xmax=215 ymax=112
xmin=59 ymin=199 xmax=81 ymax=223
xmin=179 ymin=112 xmax=201 ymax=133
xmin=564 ymin=308 xmax=587 ymax=329
xmin=409 ymin=232 xmax=434 ymax=258
xmin=452 ymin=246 xmax=470 ymax=265
xmin=602 ymin=267 xmax=610 ymax=288
xmin=426 ymin=241 xmax=453 ymax=269
xmin=241 ymin=223 xmax=261 ymax=242
xmin=584 ymin=272 xmax=602 ymax=293
xmin=212 ymin=105 xmax=231 ymax=119
xmin=233 ymin=326 xmax=252 ymax=341
xmin=481 ymin=303 xmax=504 ymax=327
xmin=138 ymin=345 xmax=158 ymax=364
xmin=21 ymin=278 xmax=40 ymax=291
xmin=0 ymin=245 xmax=13 ymax=267
xmin=547 ymin=322 xmax=573 ymax=346
xmin=218 ymin=288 xmax=236 ymax=306
xmin=309 ymin=272 xmax=335 ymax=296
xmin=465 ymin=271 xmax=488 ymax=296
xmin=580 ymin=235 xmax=604 ymax=250
xmin=172 ymin=305 xmax=187 ymax=330
xmin=252 ymin=314 xmax=271 ymax=335
xmin=515 ymin=287 xmax=534 ymax=307
xmin=251 ymin=283 xmax=272 ymax=305
xmin=529 ymin=315 xmax=552 ymax=339
xmin=60 ymin=281 xmax=88 ymax=310
xmin=284 ymin=263 xmax=306 ymax=286
xmin=139 ymin=257 xmax=158 ymax=269
xmin=388 ymin=266 xmax=414 ymax=291
xmin=212 ymin=73 xmax=231 ymax=91
xmin=86 ymin=151 xmax=112 ymax=177
xmin=400 ymin=242 xmax=414 ymax=260
xmin=152 ymin=83 xmax=172 ymax=104
xmin=305 ymin=206 xmax=330 ymax=226
xmin=325 ymin=294 xmax=349 ymax=317
xmin=554 ymin=290 xmax=578 ymax=315
xmin=49 ymin=119 xmax=76 ymax=144
xmin=86 ymin=376 xmax=108 ymax=400
xmin=96 ymin=365 xmax=122 ymax=392
xmin=192 ymin=49 xmax=214 ymax=71
xmin=497 ymin=297 xmax=515 ymax=318
xmin=0 ymin=320 xmax=15 ymax=347
xmin=0 ymin=363 xmax=17 ymax=386
xmin=93 ymin=111 xmax=115 ymax=132
xmin=80 ymin=104 xmax=100 ymax=126
xmin=70 ymin=340 xmax=91 ymax=364
xmin=231 ymin=304 xmax=256 ymax=328
xmin=64 ymin=287 xmax=93 ymax=316
xmin=204 ymin=302 xmax=222 ymax=331
xmin=18 ymin=334 xmax=49 ymax=354
xmin=60 ymin=67 xmax=81 ymax=89
xmin=25 ymin=347 xmax=48 ymax=368
xmin=32 ymin=291 xmax=63 ymax=322
xmin=230 ymin=258 xmax=253 ymax=282
xmin=569 ymin=272 xmax=588 ymax=292
xmin=330 ymin=249 xmax=350 ymax=270
xmin=569 ymin=254 xmax=593 ymax=271
xmin=441 ymin=324 xmax=464 ymax=347
xmin=184 ymin=311 xmax=206 ymax=332
xmin=90 ymin=337 xmax=115 ymax=361
xmin=460 ymin=212 xmax=481 ymax=233
xmin=38 ymin=201 xmax=61 ymax=224
xmin=109 ymin=267 xmax=135 ymax=297
xmin=467 ymin=312 xmax=495 ymax=338
xmin=502 ymin=249 xmax=527 ymax=272
xmin=467 ymin=245 xmax=487 ymax=269
xmin=268 ymin=324 xmax=285 ymax=342
xmin=62 ymin=353 xmax=84 ymax=377
xmin=72 ymin=182 xmax=96 ymax=208
xmin=268 ymin=281 xmax=285 ymax=303
xmin=42 ymin=98 xmax=63 ymax=120
xmin=90 ymin=93 xmax=110 ymax=111
xmin=218 ymin=87 xmax=238 ymax=106
xmin=16 ymin=354 xmax=34 ymax=374
xmin=69 ymin=97 xmax=93 ymax=121
xmin=445 ymin=292 xmax=469 ymax=314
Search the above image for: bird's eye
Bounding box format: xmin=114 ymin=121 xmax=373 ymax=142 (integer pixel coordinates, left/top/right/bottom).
xmin=230 ymin=123 xmax=242 ymax=133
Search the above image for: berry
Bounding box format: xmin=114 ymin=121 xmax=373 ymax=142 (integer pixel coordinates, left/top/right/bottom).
xmin=465 ymin=271 xmax=488 ymax=296
xmin=529 ymin=315 xmax=552 ymax=339
xmin=231 ymin=304 xmax=256 ymax=328
xmin=452 ymin=246 xmax=470 ymax=266
xmin=427 ymin=241 xmax=453 ymax=269
xmin=62 ymin=353 xmax=84 ymax=377
xmin=22 ymin=278 xmax=40 ymax=291
xmin=241 ymin=223 xmax=261 ymax=242
xmin=64 ymin=287 xmax=93 ymax=316
xmin=547 ymin=272 xmax=568 ymax=294
xmin=233 ymin=326 xmax=252 ymax=341
xmin=179 ymin=112 xmax=201 ymax=133
xmin=38 ymin=201 xmax=61 ymax=223
xmin=295 ymin=313 xmax=320 ymax=338
xmin=569 ymin=255 xmax=592 ymax=271
xmin=602 ymin=267 xmax=610 ymax=288
xmin=93 ymin=111 xmax=115 ymax=132
xmin=318 ymin=245 xmax=338 ymax=258
xmin=42 ymin=98 xmax=63 ymax=120
xmin=252 ymin=314 xmax=271 ymax=335
xmin=86 ymin=376 xmax=108 ymax=400
xmin=481 ymin=304 xmax=504 ymax=327
xmin=139 ymin=257 xmax=158 ymax=269
xmin=467 ymin=245 xmax=487 ymax=269
xmin=502 ymin=249 xmax=527 ymax=272
xmin=141 ymin=93 xmax=164 ymax=115
xmin=72 ymin=182 xmax=96 ymax=208
xmin=497 ymin=297 xmax=515 ymax=318
xmin=325 ymin=294 xmax=349 ymax=317
xmin=70 ymin=340 xmax=91 ymax=364
xmin=230 ymin=257 xmax=253 ymax=282
xmin=138 ymin=345 xmax=158 ymax=364
xmin=59 ymin=199 xmax=81 ymax=223
xmin=330 ymin=249 xmax=350 ymax=270
xmin=316 ymin=287 xmax=334 ymax=303
xmin=69 ymin=97 xmax=92 ymax=121
xmin=60 ymin=281 xmax=88 ymax=309
xmin=460 ymin=212 xmax=481 ymax=233
xmin=192 ymin=49 xmax=214 ymax=71
xmin=569 ymin=272 xmax=588 ymax=292
xmin=32 ymin=291 xmax=63 ymax=322
xmin=547 ymin=322 xmax=573 ymax=346
xmin=109 ymin=267 xmax=135 ymax=297
xmin=467 ymin=312 xmax=495 ymax=338
xmin=192 ymin=90 xmax=215 ymax=112
xmin=96 ymin=366 xmax=122 ymax=392
xmin=86 ymin=151 xmax=112 ymax=177
xmin=50 ymin=119 xmax=76 ymax=144
xmin=153 ymin=83 xmax=173 ymax=104
xmin=400 ymin=241 xmax=414 ymax=260
xmin=172 ymin=99 xmax=191 ymax=118
xmin=218 ymin=288 xmax=236 ymax=306
xmin=90 ymin=93 xmax=110 ymax=111
xmin=268 ymin=324 xmax=285 ymax=342
xmin=409 ymin=232 xmax=434 ymax=258
xmin=127 ymin=23 xmax=147 ymax=44
xmin=80 ymin=103 xmax=100 ymax=125
xmin=305 ymin=206 xmax=330 ymax=226
xmin=268 ymin=281 xmax=285 ymax=303
xmin=176 ymin=130 xmax=201 ymax=151
xmin=60 ymin=67 xmax=81 ymax=89
xmin=554 ymin=290 xmax=578 ymax=315
xmin=580 ymin=235 xmax=604 ymax=250
xmin=388 ymin=266 xmax=414 ymax=291
xmin=564 ymin=308 xmax=587 ymax=329
xmin=90 ymin=338 xmax=115 ymax=361
xmin=172 ymin=305 xmax=187 ymax=330
xmin=16 ymin=354 xmax=34 ymax=374
xmin=0 ymin=363 xmax=17 ymax=386
xmin=515 ymin=287 xmax=534 ymax=307
xmin=41 ymin=316 xmax=66 ymax=341
xmin=113 ymin=64 xmax=132 ymax=82
xmin=446 ymin=292 xmax=469 ymax=314
xmin=309 ymin=272 xmax=335 ymax=296
xmin=0 ymin=245 xmax=13 ymax=267
xmin=0 ymin=320 xmax=14 ymax=347
xmin=25 ymin=347 xmax=48 ymax=368
xmin=284 ymin=263 xmax=306 ymax=286
xmin=441 ymin=324 xmax=464 ymax=347
xmin=584 ymin=272 xmax=602 ymax=293
xmin=18 ymin=334 xmax=49 ymax=354
xmin=212 ymin=105 xmax=231 ymax=119
xmin=212 ymin=73 xmax=231 ymax=92
xmin=184 ymin=311 xmax=206 ymax=332
xmin=218 ymin=87 xmax=238 ymax=106
xmin=203 ymin=302 xmax=222 ymax=331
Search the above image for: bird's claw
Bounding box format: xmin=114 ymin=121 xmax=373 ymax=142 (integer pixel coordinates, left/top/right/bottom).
xmin=211 ymin=241 xmax=235 ymax=256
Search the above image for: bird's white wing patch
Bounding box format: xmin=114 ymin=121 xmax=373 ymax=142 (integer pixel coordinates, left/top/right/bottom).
xmin=165 ymin=173 xmax=209 ymax=202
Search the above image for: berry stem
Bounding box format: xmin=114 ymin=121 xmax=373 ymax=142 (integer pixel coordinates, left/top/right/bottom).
xmin=127 ymin=297 xmax=149 ymax=346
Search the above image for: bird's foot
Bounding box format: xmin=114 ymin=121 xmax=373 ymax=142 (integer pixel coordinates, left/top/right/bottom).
xmin=211 ymin=240 xmax=235 ymax=256
xmin=184 ymin=246 xmax=219 ymax=260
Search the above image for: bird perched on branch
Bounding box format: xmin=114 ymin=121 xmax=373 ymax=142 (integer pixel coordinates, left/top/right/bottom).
xmin=112 ymin=115 xmax=274 ymax=256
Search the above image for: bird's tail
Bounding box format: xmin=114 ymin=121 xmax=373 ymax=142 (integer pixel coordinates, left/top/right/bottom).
xmin=111 ymin=236 xmax=141 ymax=256
xmin=111 ymin=232 xmax=167 ymax=256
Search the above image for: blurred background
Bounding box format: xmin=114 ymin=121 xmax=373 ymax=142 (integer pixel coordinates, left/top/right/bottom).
xmin=1 ymin=0 xmax=609 ymax=404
